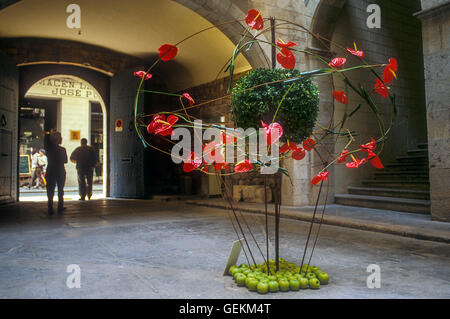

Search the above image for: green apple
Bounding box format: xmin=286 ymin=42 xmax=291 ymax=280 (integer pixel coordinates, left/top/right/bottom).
xmin=289 ymin=279 xmax=300 ymax=291
xmin=293 ymin=274 xmax=303 ymax=281
xmin=233 ymin=270 xmax=243 ymax=281
xmin=309 ymin=278 xmax=320 ymax=289
xmin=317 ymin=272 xmax=329 ymax=285
xmin=301 ymin=265 xmax=312 ymax=273
xmin=247 ymin=272 xmax=256 ymax=279
xmin=268 ymin=280 xmax=279 ymax=293
xmin=306 ymin=272 xmax=316 ymax=280
xmin=299 ymin=277 xmax=309 ymax=289
xmin=242 ymin=269 xmax=252 ymax=275
xmin=257 ymin=282 xmax=269 ymax=294
xmin=279 ymin=279 xmax=290 ymax=292
xmin=228 ymin=265 xmax=238 ymax=276
xmin=310 ymin=266 xmax=319 ymax=272
xmin=236 ymin=273 xmax=247 ymax=286
xmin=268 ymin=275 xmax=277 ymax=282
xmin=239 ymin=263 xmax=248 ymax=269
xmin=246 ymin=278 xmax=259 ymax=291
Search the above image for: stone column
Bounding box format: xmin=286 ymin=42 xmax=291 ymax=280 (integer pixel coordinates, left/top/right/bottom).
xmin=415 ymin=1 xmax=450 ymax=221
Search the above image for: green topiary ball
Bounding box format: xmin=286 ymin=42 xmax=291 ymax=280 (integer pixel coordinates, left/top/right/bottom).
xmin=231 ymin=68 xmax=319 ymax=143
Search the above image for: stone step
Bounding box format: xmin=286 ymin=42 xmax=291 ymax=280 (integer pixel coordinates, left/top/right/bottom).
xmin=362 ymin=179 xmax=430 ymax=190
xmin=335 ymin=194 xmax=430 ymax=214
xmin=373 ymin=171 xmax=429 ymax=181
xmin=407 ymin=149 xmax=429 ymax=156
xmin=348 ymin=186 xmax=430 ymax=200
xmin=396 ymin=155 xmax=429 ymax=164
xmin=384 ymin=163 xmax=429 ymax=171
xmin=417 ymin=143 xmax=428 ymax=150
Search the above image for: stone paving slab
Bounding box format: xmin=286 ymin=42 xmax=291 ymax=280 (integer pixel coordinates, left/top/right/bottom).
xmin=0 ymin=199 xmax=449 ymax=298
xmin=186 ymin=199 xmax=450 ymax=244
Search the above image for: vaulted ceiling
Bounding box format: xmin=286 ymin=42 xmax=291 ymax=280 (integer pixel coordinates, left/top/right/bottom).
xmin=0 ymin=0 xmax=252 ymax=90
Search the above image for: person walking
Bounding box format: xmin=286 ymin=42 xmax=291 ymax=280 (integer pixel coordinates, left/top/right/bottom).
xmin=36 ymin=149 xmax=48 ymax=188
xmin=44 ymin=131 xmax=67 ymax=215
xmin=28 ymin=148 xmax=39 ymax=189
xmin=70 ymin=138 xmax=97 ymax=201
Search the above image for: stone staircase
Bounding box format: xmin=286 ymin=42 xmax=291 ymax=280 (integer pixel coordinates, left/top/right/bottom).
xmin=335 ymin=143 xmax=430 ymax=214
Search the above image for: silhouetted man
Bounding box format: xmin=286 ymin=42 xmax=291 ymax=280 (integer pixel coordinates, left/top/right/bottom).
xmin=70 ymin=138 xmax=97 ymax=200
xmin=44 ymin=131 xmax=67 ymax=215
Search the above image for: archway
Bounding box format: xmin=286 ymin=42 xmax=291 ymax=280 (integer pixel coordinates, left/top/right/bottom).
xmin=20 ymin=74 xmax=107 ymax=200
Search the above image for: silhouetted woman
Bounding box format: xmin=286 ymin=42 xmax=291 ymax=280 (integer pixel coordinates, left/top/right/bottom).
xmin=44 ymin=131 xmax=67 ymax=215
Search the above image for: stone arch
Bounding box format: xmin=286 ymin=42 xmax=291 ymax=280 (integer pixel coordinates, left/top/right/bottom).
xmin=305 ymin=0 xmax=347 ymax=50
xmin=173 ymin=0 xmax=270 ymax=69
xmin=1 ymin=38 xmax=144 ymax=77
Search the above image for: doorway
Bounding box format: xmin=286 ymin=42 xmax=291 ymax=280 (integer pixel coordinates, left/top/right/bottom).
xmin=18 ymin=74 xmax=108 ymax=201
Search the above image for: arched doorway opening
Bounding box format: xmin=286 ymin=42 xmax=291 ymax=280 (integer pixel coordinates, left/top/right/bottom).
xmin=19 ymin=74 xmax=107 ymax=200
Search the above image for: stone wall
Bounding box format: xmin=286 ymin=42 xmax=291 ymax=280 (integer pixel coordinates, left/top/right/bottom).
xmin=416 ymin=1 xmax=450 ymax=221
xmin=330 ymin=0 xmax=426 ymax=194
xmin=0 ymin=51 xmax=18 ymax=204
xmin=0 ymin=38 xmax=144 ymax=76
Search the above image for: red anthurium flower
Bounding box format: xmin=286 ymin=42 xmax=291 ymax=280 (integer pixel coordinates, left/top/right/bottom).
xmin=158 ymin=44 xmax=178 ymax=61
xmin=329 ymin=57 xmax=346 ymax=69
xmin=311 ymin=171 xmax=330 ymax=185
xmin=360 ymin=138 xmax=377 ymax=152
xmin=261 ymin=121 xmax=283 ymax=145
xmin=383 ymin=58 xmax=398 ymax=84
xmin=202 ymin=160 xmax=209 ymax=173
xmin=337 ymin=150 xmax=350 ymax=163
xmin=183 ymin=152 xmax=202 ymax=173
xmin=182 ymin=93 xmax=195 ymax=106
xmin=345 ymin=157 xmax=367 ymax=168
xmin=235 ymin=159 xmax=253 ymax=173
xmin=276 ymin=48 xmax=296 ymax=69
xmin=346 ymin=48 xmax=365 ymax=58
xmin=367 ymin=150 xmax=384 ymax=169
xmin=134 ymin=70 xmax=152 ymax=80
xmin=333 ymin=90 xmax=349 ymax=104
xmin=221 ymin=132 xmax=237 ymax=145
xmin=280 ymin=142 xmax=298 ymax=154
xmin=203 ymin=141 xmax=225 ymax=164
xmin=303 ymin=138 xmax=316 ymax=151
xmin=292 ymin=147 xmax=306 ymax=161
xmin=147 ymin=114 xmax=178 ymax=136
xmin=245 ymin=9 xmax=264 ymax=30
xmin=215 ymin=162 xmax=230 ymax=171
xmin=374 ymin=78 xmax=389 ymax=98
xmin=276 ymin=39 xmax=297 ymax=49
xmin=346 ymin=42 xmax=365 ymax=58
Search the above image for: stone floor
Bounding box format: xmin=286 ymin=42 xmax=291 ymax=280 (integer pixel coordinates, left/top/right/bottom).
xmin=0 ymin=199 xmax=449 ymax=299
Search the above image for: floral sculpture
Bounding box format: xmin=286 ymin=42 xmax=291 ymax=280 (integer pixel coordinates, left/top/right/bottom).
xmin=132 ymin=9 xmax=398 ymax=293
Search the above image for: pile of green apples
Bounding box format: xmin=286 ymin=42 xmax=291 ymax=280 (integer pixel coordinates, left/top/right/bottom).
xmin=227 ymin=258 xmax=329 ymax=294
